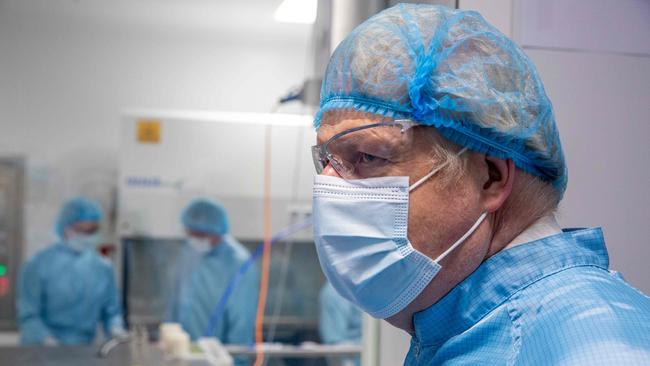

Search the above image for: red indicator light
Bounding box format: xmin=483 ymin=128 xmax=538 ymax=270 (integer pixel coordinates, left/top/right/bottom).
xmin=0 ymin=277 xmax=9 ymax=296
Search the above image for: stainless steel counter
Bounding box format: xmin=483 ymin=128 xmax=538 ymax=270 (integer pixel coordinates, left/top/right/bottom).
xmin=226 ymin=343 xmax=362 ymax=358
xmin=0 ymin=343 xmax=209 ymax=366
xmin=0 ymin=342 xmax=362 ymax=365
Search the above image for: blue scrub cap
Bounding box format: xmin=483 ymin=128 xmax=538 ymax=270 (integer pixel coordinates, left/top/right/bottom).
xmin=55 ymin=197 xmax=103 ymax=238
xmin=181 ymin=199 xmax=230 ymax=236
xmin=315 ymin=4 xmax=567 ymax=195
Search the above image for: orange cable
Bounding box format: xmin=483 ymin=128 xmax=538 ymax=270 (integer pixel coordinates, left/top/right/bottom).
xmin=253 ymin=125 xmax=272 ymax=366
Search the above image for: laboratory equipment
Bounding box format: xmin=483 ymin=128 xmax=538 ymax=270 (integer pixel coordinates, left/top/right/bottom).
xmin=0 ymin=157 xmax=25 ymax=330
xmin=117 ymin=111 xmax=328 ymax=352
xmin=117 ymin=110 xmax=315 ymax=241
xmin=122 ymin=237 xmax=183 ymax=329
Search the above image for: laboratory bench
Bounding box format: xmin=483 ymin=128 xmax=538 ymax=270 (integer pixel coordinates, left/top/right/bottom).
xmin=0 ymin=342 xmax=209 ymax=366
xmin=0 ymin=342 xmax=362 ymax=365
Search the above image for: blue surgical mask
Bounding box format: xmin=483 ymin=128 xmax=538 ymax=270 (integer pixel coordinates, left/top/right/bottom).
xmin=312 ymin=158 xmax=487 ymax=319
xmin=66 ymin=232 xmax=100 ymax=252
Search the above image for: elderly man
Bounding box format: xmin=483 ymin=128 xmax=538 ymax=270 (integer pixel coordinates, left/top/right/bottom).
xmin=18 ymin=197 xmax=125 ymax=345
xmin=310 ymin=4 xmax=650 ymax=365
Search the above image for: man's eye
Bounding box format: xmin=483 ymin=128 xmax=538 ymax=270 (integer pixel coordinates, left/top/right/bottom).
xmin=358 ymin=152 xmax=388 ymax=165
xmin=360 ymin=153 xmax=377 ymax=163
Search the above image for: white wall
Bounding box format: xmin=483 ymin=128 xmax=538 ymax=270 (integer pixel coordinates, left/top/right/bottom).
xmin=530 ymin=49 xmax=650 ymax=293
xmin=0 ymin=0 xmax=312 ymax=257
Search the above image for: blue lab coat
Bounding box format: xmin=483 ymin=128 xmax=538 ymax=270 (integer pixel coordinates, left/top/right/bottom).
xmin=169 ymin=236 xmax=259 ymax=344
xmin=18 ymin=243 xmax=124 ymax=345
xmin=405 ymin=228 xmax=650 ymax=365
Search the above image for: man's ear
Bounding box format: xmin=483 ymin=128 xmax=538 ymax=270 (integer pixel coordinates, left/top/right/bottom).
xmin=480 ymin=156 xmax=515 ymax=213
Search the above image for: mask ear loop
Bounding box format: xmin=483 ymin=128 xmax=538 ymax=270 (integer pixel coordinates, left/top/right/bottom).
xmin=434 ymin=211 xmax=488 ymax=263
xmin=409 ymin=147 xmax=468 ymax=192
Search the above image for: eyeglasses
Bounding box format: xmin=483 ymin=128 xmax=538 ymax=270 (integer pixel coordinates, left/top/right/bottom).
xmin=311 ymin=120 xmax=419 ymax=180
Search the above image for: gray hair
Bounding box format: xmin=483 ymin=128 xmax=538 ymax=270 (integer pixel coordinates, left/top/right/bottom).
xmin=424 ymin=126 xmax=560 ymax=226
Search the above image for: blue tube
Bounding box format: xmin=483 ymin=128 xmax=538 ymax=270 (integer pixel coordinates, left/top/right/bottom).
xmin=202 ymin=217 xmax=312 ymax=338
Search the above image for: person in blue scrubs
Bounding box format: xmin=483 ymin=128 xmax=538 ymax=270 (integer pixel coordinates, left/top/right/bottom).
xmin=168 ymin=198 xmax=258 ymax=353
xmin=17 ymin=197 xmax=125 ymax=345
xmin=320 ymin=282 xmax=361 ymax=366
xmin=310 ymin=4 xmax=650 ymax=365
xmin=319 ymin=282 xmax=361 ymax=346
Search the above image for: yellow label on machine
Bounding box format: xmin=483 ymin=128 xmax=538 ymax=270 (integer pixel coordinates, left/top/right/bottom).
xmin=137 ymin=120 xmax=161 ymax=143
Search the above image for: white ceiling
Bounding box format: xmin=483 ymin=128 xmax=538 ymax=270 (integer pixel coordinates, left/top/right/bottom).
xmin=0 ymin=0 xmax=312 ymax=42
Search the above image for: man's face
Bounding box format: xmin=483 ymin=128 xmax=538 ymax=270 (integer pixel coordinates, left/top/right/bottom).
xmin=316 ymin=112 xmax=486 ymax=267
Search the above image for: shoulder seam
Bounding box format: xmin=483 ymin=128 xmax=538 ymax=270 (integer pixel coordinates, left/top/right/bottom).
xmin=505 ymin=292 xmax=523 ymax=366
xmin=476 ymin=264 xmax=607 ymax=325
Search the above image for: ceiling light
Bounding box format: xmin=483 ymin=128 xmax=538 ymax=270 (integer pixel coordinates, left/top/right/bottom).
xmin=274 ymin=0 xmax=317 ymax=24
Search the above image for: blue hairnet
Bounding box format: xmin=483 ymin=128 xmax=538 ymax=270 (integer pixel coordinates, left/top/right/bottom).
xmin=55 ymin=197 xmax=103 ymax=238
xmin=181 ymin=199 xmax=230 ymax=236
xmin=315 ymin=4 xmax=567 ymax=195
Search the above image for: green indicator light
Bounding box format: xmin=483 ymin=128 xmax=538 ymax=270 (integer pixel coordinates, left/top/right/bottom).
xmin=0 ymin=265 xmax=6 ymax=277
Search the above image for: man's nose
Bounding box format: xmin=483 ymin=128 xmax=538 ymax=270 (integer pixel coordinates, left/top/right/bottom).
xmin=321 ymin=163 xmax=342 ymax=178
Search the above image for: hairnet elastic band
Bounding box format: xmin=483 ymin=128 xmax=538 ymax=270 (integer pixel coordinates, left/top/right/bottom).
xmin=314 ymin=95 xmax=410 ymax=127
